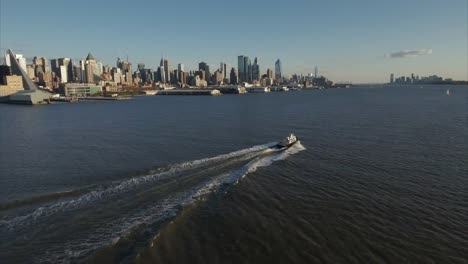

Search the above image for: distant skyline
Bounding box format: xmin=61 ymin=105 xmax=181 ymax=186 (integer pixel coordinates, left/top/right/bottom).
xmin=1 ymin=0 xmax=467 ymax=83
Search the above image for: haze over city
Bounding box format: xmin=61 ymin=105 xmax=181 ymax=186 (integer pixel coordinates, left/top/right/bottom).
xmin=1 ymin=0 xmax=467 ymax=83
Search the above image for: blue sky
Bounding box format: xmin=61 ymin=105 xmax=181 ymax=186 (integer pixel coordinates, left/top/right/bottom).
xmin=1 ymin=0 xmax=466 ymax=83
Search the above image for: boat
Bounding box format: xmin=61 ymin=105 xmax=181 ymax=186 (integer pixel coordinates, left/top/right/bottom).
xmin=446 ymin=89 xmax=451 ymax=96
xmin=271 ymin=134 xmax=298 ymax=149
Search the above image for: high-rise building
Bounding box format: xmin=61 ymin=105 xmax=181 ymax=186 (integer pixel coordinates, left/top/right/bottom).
xmin=238 ymin=56 xmax=245 ymax=83
xmin=198 ymin=62 xmax=210 ymax=82
xmin=252 ymin=57 xmax=260 ymax=81
xmin=51 ymin=58 xmax=73 ymax=83
xmin=390 ymin=73 xmax=394 ymax=83
xmin=159 ymin=66 xmax=166 ymax=83
xmin=84 ymin=52 xmax=98 ymax=84
xmin=160 ymin=58 xmax=171 ymax=84
xmin=230 ymin=67 xmax=237 ymax=85
xmin=267 ymin=68 xmax=274 ymax=79
xmin=0 ymin=65 xmax=12 ymax=85
xmin=6 ymin=53 xmax=27 ymax=72
xmin=178 ymin=63 xmax=185 ymax=72
xmin=244 ymin=56 xmax=250 ymax=82
xmin=220 ymin=62 xmax=227 ymax=79
xmin=26 ymin=65 xmax=35 ymax=80
xmin=275 ymin=59 xmax=282 ymax=81
xmin=314 ymin=66 xmax=318 ymax=78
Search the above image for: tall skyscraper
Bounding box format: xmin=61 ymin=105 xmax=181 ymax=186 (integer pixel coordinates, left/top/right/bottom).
xmin=220 ymin=62 xmax=227 ymax=79
xmin=178 ymin=63 xmax=185 ymax=72
xmin=238 ymin=56 xmax=245 ymax=83
xmin=6 ymin=53 xmax=27 ymax=72
xmin=230 ymin=67 xmax=237 ymax=85
xmin=314 ymin=66 xmax=318 ymax=78
xmin=84 ymin=52 xmax=97 ymax=84
xmin=252 ymin=57 xmax=260 ymax=82
xmin=51 ymin=58 xmax=73 ymax=83
xmin=164 ymin=59 xmax=171 ymax=84
xmin=198 ymin=62 xmax=210 ymax=81
xmin=390 ymin=73 xmax=394 ymax=83
xmin=275 ymin=59 xmax=282 ymax=81
xmin=267 ymin=68 xmax=274 ymax=79
xmin=245 ymin=56 xmax=250 ymax=82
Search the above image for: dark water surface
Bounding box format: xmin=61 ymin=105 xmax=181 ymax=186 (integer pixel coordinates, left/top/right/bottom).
xmin=1 ymin=86 xmax=467 ymax=263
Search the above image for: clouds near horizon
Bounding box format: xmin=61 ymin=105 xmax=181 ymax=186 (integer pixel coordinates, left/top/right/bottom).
xmin=388 ymin=49 xmax=433 ymax=58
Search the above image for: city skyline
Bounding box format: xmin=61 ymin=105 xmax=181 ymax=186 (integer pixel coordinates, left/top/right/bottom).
xmin=1 ymin=0 xmax=467 ymax=83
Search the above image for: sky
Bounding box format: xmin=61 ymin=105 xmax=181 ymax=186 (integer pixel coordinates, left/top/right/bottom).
xmin=0 ymin=0 xmax=467 ymax=83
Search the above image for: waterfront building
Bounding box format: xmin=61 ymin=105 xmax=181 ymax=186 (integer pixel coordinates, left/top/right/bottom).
xmin=246 ymin=86 xmax=270 ymax=93
xmin=0 ymin=65 xmax=12 ymax=84
xmin=390 ymin=73 xmax=394 ymax=83
xmin=275 ymin=59 xmax=282 ymax=81
xmin=62 ymin=83 xmax=102 ymax=96
xmin=7 ymin=49 xmax=37 ymax=90
xmin=156 ymin=89 xmax=220 ymax=96
xmin=0 ymin=75 xmax=23 ymax=96
xmin=4 ymin=90 xmax=51 ymax=105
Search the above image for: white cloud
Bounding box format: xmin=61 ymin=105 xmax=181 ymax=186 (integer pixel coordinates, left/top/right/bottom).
xmin=388 ymin=49 xmax=433 ymax=58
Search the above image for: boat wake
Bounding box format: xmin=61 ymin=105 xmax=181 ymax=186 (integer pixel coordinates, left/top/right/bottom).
xmin=0 ymin=141 xmax=306 ymax=263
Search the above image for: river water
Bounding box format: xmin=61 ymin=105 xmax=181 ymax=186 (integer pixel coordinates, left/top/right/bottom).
xmin=1 ymin=86 xmax=467 ymax=263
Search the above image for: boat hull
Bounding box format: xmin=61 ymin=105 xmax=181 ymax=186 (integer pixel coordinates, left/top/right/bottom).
xmin=270 ymin=138 xmax=299 ymax=150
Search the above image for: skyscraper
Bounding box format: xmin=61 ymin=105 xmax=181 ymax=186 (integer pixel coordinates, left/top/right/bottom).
xmin=6 ymin=53 xmax=27 ymax=72
xmin=252 ymin=57 xmax=260 ymax=82
xmin=390 ymin=73 xmax=394 ymax=84
xmin=51 ymin=58 xmax=73 ymax=83
xmin=198 ymin=62 xmax=210 ymax=82
xmin=245 ymin=56 xmax=250 ymax=82
xmin=275 ymin=59 xmax=282 ymax=81
xmin=238 ymin=56 xmax=245 ymax=83
xmin=220 ymin=62 xmax=227 ymax=79
xmin=84 ymin=52 xmax=97 ymax=84
xmin=164 ymin=59 xmax=171 ymax=84
xmin=230 ymin=67 xmax=237 ymax=85
xmin=178 ymin=63 xmax=185 ymax=72
xmin=267 ymin=68 xmax=274 ymax=79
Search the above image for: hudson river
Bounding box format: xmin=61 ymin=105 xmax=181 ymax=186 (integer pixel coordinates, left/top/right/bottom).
xmin=1 ymin=86 xmax=467 ymax=263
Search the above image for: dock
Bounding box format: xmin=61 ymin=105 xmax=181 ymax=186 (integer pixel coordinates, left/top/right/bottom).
xmin=77 ymin=96 xmax=132 ymax=101
xmin=156 ymin=89 xmax=221 ymax=96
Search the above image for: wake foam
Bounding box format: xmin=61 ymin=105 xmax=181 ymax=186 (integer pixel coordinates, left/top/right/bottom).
xmin=1 ymin=141 xmax=306 ymax=263
xmin=0 ymin=143 xmax=273 ymax=230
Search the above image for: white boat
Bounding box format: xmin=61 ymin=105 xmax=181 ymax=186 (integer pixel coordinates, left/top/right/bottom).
xmin=271 ymin=134 xmax=298 ymax=149
xmin=446 ymin=89 xmax=451 ymax=96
